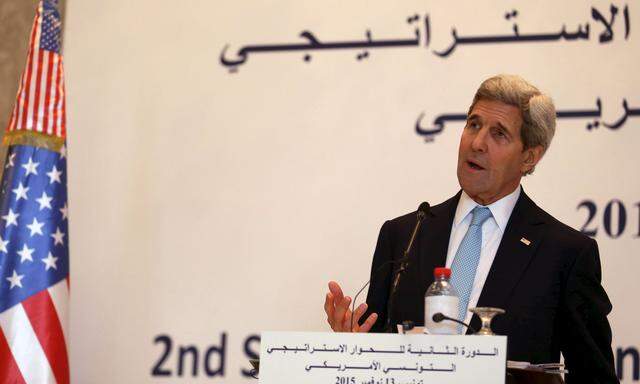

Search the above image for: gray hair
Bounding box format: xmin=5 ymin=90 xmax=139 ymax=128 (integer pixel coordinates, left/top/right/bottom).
xmin=468 ymin=74 xmax=556 ymax=175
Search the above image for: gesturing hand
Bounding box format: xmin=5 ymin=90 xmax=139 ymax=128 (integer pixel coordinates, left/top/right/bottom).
xmin=324 ymin=281 xmax=378 ymax=332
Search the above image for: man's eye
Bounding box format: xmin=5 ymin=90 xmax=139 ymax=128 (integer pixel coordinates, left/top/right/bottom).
xmin=493 ymin=129 xmax=508 ymax=139
xmin=467 ymin=121 xmax=480 ymax=129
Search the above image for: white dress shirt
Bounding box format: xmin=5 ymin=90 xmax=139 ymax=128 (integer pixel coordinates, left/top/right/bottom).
xmin=445 ymin=185 xmax=521 ymax=325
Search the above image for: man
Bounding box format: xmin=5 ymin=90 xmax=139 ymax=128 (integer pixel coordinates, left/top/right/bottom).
xmin=324 ymin=75 xmax=618 ymax=383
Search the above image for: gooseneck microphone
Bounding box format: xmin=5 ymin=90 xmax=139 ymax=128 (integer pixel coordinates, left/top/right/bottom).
xmin=383 ymin=202 xmax=431 ymax=332
xmin=350 ymin=202 xmax=430 ymax=332
xmin=432 ymin=312 xmax=478 ymax=334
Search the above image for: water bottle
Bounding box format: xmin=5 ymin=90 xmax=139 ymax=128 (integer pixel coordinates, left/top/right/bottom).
xmin=424 ymin=267 xmax=460 ymax=335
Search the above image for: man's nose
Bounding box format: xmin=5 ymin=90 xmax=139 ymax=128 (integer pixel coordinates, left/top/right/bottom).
xmin=470 ymin=127 xmax=489 ymax=152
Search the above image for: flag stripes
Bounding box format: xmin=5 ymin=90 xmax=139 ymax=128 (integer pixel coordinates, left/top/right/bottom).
xmin=0 ymin=303 xmax=57 ymax=383
xmin=0 ymin=279 xmax=69 ymax=384
xmin=6 ymin=5 xmax=66 ymax=138
xmin=0 ymin=329 xmax=26 ymax=384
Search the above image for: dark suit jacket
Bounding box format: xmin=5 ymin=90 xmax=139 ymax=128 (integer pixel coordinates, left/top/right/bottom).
xmin=363 ymin=190 xmax=618 ymax=383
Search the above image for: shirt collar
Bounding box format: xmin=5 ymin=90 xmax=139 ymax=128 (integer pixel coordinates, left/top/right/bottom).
xmin=453 ymin=185 xmax=521 ymax=233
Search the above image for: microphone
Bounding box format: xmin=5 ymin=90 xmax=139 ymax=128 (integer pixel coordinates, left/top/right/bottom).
xmin=350 ymin=202 xmax=430 ymax=332
xmin=432 ymin=312 xmax=478 ymax=334
xmin=383 ymin=202 xmax=431 ymax=332
xmin=394 ymin=202 xmax=431 ymax=274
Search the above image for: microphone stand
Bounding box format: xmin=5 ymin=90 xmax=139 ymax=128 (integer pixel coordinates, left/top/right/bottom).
xmin=383 ymin=208 xmax=428 ymax=333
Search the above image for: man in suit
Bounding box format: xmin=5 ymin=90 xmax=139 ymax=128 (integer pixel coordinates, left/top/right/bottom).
xmin=324 ymin=74 xmax=618 ymax=383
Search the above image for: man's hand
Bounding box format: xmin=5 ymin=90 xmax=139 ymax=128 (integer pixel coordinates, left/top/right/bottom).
xmin=324 ymin=281 xmax=378 ymax=332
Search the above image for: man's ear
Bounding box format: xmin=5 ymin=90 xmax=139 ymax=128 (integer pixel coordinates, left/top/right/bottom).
xmin=521 ymin=145 xmax=544 ymax=174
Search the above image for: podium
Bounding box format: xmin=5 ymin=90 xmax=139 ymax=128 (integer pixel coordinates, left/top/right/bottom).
xmin=255 ymin=331 xmax=565 ymax=384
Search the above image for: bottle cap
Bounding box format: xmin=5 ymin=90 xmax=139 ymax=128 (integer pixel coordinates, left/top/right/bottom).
xmin=433 ymin=267 xmax=451 ymax=278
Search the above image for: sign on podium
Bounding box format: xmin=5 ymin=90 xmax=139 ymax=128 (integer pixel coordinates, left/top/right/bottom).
xmin=259 ymin=331 xmax=507 ymax=384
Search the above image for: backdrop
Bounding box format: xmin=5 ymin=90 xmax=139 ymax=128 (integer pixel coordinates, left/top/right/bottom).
xmin=62 ymin=0 xmax=639 ymax=382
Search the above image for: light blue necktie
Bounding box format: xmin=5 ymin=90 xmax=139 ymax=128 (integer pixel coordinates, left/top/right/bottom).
xmin=450 ymin=206 xmax=492 ymax=325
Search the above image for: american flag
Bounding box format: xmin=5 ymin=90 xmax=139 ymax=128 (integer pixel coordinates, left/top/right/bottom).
xmin=0 ymin=0 xmax=70 ymax=383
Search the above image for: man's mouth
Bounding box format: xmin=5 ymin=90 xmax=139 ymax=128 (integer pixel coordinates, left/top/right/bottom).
xmin=466 ymin=160 xmax=485 ymax=171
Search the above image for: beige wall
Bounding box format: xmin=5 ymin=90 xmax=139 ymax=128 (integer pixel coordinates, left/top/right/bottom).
xmin=63 ymin=0 xmax=639 ymax=382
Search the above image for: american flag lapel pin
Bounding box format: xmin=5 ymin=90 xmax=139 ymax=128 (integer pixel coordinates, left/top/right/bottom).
xmin=520 ymin=237 xmax=531 ymax=246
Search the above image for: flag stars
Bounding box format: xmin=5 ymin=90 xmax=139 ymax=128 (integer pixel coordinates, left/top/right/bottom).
xmin=12 ymin=182 xmax=29 ymax=201
xmin=21 ymin=157 xmax=39 ymax=176
xmin=17 ymin=244 xmax=34 ymax=263
xmin=46 ymin=165 xmax=62 ymax=184
xmin=6 ymin=270 xmax=24 ymax=289
xmin=59 ymin=145 xmax=66 ymax=159
xmin=59 ymin=203 xmax=68 ymax=220
xmin=2 ymin=209 xmax=19 ymax=227
xmin=27 ymin=218 xmax=44 ymax=237
xmin=36 ymin=191 xmax=53 ymax=210
xmin=51 ymin=227 xmax=65 ymax=246
xmin=0 ymin=236 xmax=8 ymax=253
xmin=42 ymin=252 xmax=58 ymax=271
xmin=5 ymin=153 xmax=16 ymax=168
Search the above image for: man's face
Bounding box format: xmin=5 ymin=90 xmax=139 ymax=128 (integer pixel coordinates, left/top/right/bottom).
xmin=457 ymin=99 xmax=539 ymax=205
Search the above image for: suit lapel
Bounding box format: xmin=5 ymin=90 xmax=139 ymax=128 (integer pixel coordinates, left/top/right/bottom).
xmin=417 ymin=192 xmax=460 ymax=287
xmin=471 ymin=190 xmax=547 ymax=330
